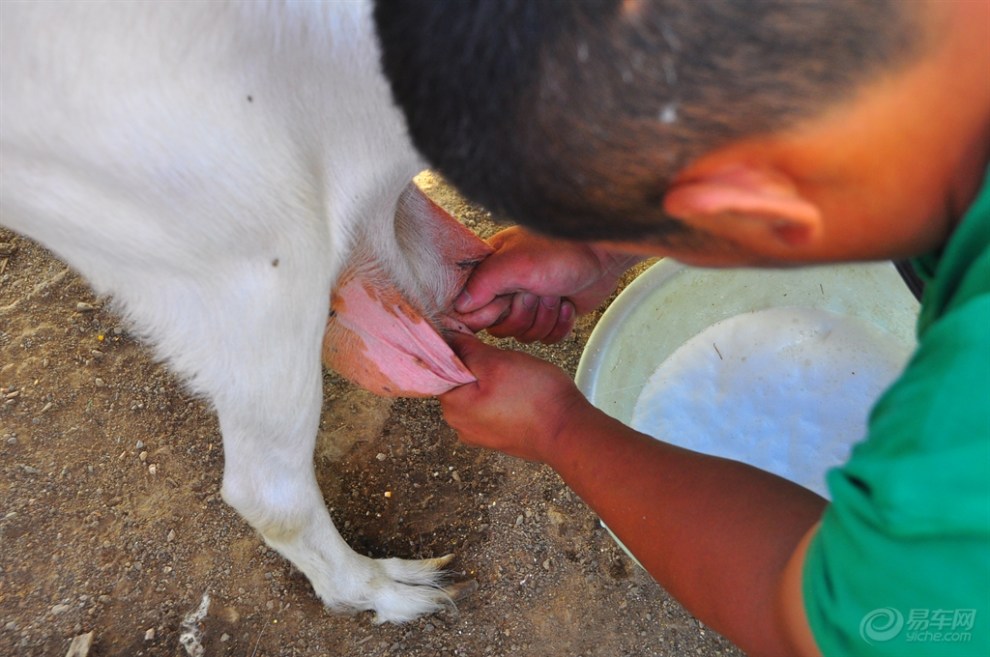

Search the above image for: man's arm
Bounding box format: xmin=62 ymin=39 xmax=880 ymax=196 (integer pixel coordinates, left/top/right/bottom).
xmin=441 ymin=336 xmax=826 ymax=657
xmin=547 ymin=398 xmax=825 ymax=656
xmin=779 ymin=524 xmax=825 ymax=657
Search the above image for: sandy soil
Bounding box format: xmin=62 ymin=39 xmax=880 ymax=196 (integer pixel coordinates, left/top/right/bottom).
xmin=0 ymin=175 xmax=744 ymax=657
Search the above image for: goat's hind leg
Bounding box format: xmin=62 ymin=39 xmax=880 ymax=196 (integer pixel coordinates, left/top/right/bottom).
xmin=128 ymin=261 xmax=462 ymax=622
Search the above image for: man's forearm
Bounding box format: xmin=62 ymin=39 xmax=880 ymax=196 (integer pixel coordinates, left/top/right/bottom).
xmin=542 ymin=403 xmax=826 ymax=657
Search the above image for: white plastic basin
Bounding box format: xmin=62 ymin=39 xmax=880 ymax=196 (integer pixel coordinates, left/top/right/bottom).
xmin=575 ymin=260 xmax=920 ymax=564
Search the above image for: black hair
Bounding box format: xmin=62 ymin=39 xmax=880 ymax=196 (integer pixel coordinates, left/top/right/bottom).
xmin=374 ymin=0 xmax=920 ymax=242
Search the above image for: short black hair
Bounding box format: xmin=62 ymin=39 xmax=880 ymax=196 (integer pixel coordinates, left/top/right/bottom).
xmin=374 ymin=0 xmax=920 ymax=242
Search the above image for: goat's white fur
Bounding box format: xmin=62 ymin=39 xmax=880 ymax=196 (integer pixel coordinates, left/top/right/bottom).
xmin=1 ymin=0 xmax=458 ymax=622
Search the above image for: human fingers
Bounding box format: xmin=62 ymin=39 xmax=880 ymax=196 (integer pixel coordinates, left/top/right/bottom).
xmin=485 ymin=293 xmax=576 ymax=344
xmin=453 ymin=226 xmax=561 ymax=314
xmin=514 ymin=295 xmax=559 ymax=343
xmin=540 ymin=299 xmax=576 ymax=344
xmin=453 ymin=250 xmax=528 ymax=314
xmin=445 ymin=332 xmax=502 ymax=378
xmin=454 ymin=296 xmax=512 ymax=332
xmin=485 ymin=292 xmax=539 ymax=339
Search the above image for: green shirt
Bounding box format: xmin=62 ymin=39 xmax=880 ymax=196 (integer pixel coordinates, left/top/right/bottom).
xmin=803 ymin=169 xmax=990 ymax=657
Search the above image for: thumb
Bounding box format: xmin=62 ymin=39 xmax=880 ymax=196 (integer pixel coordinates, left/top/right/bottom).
xmin=454 ymin=255 xmax=529 ymax=313
xmin=446 ymin=333 xmax=509 ymax=380
xmin=446 ymin=332 xmax=489 ymax=365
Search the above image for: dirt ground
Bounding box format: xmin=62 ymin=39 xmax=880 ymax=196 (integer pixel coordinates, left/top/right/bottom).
xmin=0 ymin=175 xmax=744 ymax=657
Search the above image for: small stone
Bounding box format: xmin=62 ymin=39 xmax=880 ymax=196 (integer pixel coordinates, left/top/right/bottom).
xmin=51 ymin=603 xmax=71 ymax=615
xmin=220 ymin=633 xmax=230 ymax=643
xmin=75 ymin=302 xmax=96 ymax=313
xmin=139 ymin=451 xmax=148 ymax=462
xmin=148 ymin=464 xmax=158 ymax=475
xmin=144 ymin=628 xmax=155 ymax=641
xmin=167 ymin=529 xmax=176 ymax=542
xmin=375 ymin=452 xmax=387 ymax=461
xmin=136 ymin=440 xmax=144 ymax=449
xmin=64 ymin=631 xmax=94 ymax=657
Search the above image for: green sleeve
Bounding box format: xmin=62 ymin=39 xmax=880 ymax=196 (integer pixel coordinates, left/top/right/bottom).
xmin=802 ymin=293 xmax=990 ymax=656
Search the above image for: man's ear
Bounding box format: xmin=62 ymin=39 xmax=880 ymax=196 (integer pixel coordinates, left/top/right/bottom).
xmin=663 ymin=165 xmax=823 ymax=249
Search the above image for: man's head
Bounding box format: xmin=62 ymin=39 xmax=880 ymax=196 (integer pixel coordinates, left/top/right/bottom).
xmin=375 ymin=0 xmax=989 ymax=265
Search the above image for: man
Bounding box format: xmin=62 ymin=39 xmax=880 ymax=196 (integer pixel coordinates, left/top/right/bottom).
xmin=374 ymin=1 xmax=989 ymax=655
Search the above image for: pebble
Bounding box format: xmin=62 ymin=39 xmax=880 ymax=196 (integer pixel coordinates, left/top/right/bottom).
xmin=75 ymin=302 xmax=96 ymax=313
xmin=167 ymin=529 xmax=176 ymax=542
xmin=64 ymin=631 xmax=94 ymax=657
xmin=51 ymin=603 xmax=71 ymax=615
xmin=144 ymin=628 xmax=155 ymax=641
